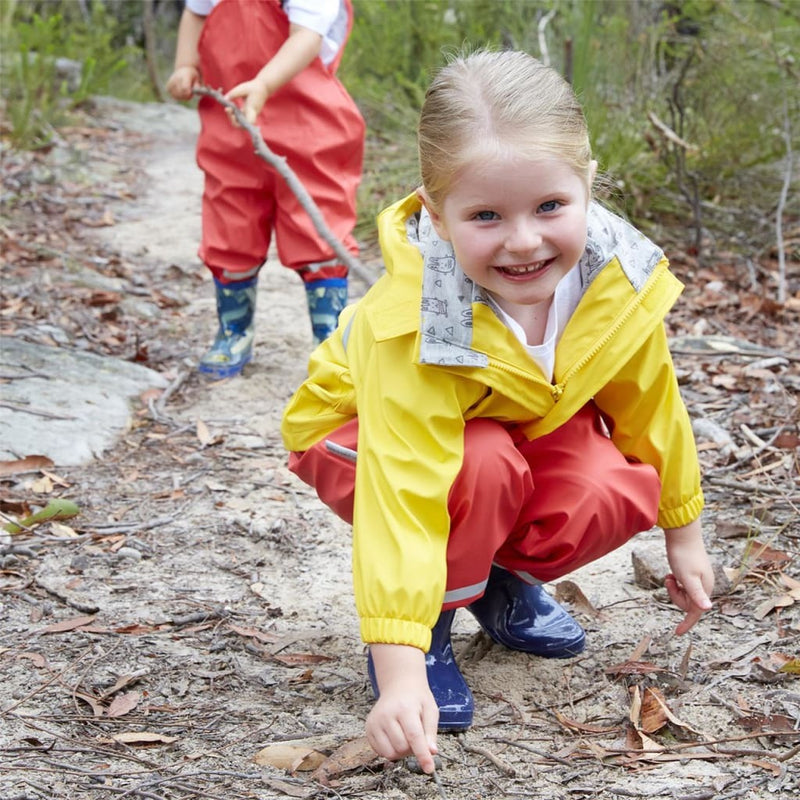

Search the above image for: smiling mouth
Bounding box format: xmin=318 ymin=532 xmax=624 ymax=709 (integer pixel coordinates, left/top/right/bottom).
xmin=496 ymin=258 xmax=554 ymax=276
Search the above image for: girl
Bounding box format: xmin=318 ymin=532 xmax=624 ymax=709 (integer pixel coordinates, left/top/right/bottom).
xmin=281 ymin=50 xmax=714 ymax=774
xmin=166 ymin=0 xmax=364 ymax=377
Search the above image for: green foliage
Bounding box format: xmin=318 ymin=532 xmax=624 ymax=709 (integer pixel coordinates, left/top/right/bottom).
xmin=1 ymin=0 xmax=134 ymax=147
xmin=343 ymin=0 xmax=799 ymax=261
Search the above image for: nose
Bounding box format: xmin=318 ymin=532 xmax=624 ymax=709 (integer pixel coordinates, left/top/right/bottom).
xmin=504 ymin=218 xmax=542 ymax=254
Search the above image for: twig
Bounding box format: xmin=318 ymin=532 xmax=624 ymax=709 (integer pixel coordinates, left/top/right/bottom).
xmin=0 ymin=649 xmax=92 ymax=717
xmin=0 ymin=400 xmax=77 ymax=420
xmin=705 ymin=476 xmax=796 ymax=496
xmin=647 ymin=110 xmax=699 ymax=152
xmin=33 ymin=578 xmax=99 ymax=615
xmin=87 ymin=509 xmax=185 ymax=535
xmin=775 ymin=95 xmax=792 ymax=305
xmin=460 ymin=742 xmax=516 ymax=776
xmin=537 ymin=9 xmax=556 ymax=66
xmin=153 ymin=368 xmax=189 ymax=421
xmin=493 ymin=737 xmax=574 ymax=767
xmin=432 ymin=769 xmax=449 ymax=799
xmin=193 ymin=85 xmax=377 ymax=287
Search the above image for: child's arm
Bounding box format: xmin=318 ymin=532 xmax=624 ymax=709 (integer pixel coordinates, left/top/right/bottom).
xmin=366 ymin=644 xmax=439 ymax=774
xmin=166 ymin=9 xmax=205 ymax=101
xmin=225 ymin=23 xmax=323 ymax=124
xmin=663 ymin=518 xmax=714 ymax=634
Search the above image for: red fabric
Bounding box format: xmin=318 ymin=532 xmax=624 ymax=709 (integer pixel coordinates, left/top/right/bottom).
xmin=195 ymin=0 xmax=364 ymax=277
xmin=288 ymin=403 xmax=661 ymax=607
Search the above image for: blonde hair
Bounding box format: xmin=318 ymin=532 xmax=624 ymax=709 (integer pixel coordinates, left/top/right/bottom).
xmin=418 ymin=50 xmax=593 ymax=211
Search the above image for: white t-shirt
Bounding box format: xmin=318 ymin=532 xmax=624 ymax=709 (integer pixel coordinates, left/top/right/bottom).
xmin=486 ymin=266 xmax=583 ymax=382
xmin=185 ymin=0 xmax=347 ymax=66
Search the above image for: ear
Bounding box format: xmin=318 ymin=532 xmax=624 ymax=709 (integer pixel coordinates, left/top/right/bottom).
xmin=416 ymin=187 xmax=450 ymax=241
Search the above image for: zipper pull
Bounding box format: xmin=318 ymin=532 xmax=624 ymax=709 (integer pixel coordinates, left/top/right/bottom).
xmin=551 ymin=383 xmax=564 ymax=401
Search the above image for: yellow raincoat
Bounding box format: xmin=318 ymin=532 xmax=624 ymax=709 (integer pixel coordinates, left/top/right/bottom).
xmin=282 ymin=193 xmax=704 ymax=652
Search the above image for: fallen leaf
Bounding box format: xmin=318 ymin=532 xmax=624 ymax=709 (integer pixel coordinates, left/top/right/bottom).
xmin=31 ymin=475 xmax=53 ymax=493
xmin=4 ymin=498 xmax=81 ymax=534
xmin=553 ymin=710 xmax=619 ymax=734
xmin=639 ymin=687 xmax=669 ymax=733
xmin=272 ymin=653 xmax=336 ymax=667
xmin=261 ymin=778 xmax=313 ymax=798
xmin=753 ymin=595 xmax=795 ymax=620
xmin=107 ymin=691 xmax=141 ymax=718
xmin=746 ymin=540 xmax=792 ymax=566
xmin=252 ymin=743 xmax=327 ymax=772
xmin=743 ymin=759 xmax=783 ymax=777
xmin=50 ymin=522 xmax=78 ymax=538
xmin=0 ymin=455 xmax=55 ymax=476
xmin=16 ymin=651 xmax=48 ymax=668
xmin=40 ymin=615 xmax=97 ymax=634
xmin=196 ymin=419 xmax=212 ymax=446
xmin=778 ymin=658 xmax=800 ymax=675
xmin=605 ymin=660 xmax=667 ymax=677
xmin=310 ymin=736 xmax=379 ymax=785
xmin=554 ymin=580 xmax=601 ymax=617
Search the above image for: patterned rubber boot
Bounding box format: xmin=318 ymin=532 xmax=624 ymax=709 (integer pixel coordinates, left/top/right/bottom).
xmin=304 ymin=277 xmax=348 ymax=345
xmin=367 ymin=609 xmax=474 ymax=731
xmin=198 ymin=276 xmax=257 ymax=379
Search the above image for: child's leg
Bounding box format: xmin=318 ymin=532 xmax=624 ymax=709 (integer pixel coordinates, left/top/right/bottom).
xmin=195 ymin=101 xmax=276 ymax=378
xmin=493 ymin=403 xmax=662 ymax=583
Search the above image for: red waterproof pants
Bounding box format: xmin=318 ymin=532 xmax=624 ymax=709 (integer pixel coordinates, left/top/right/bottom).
xmin=288 ymin=404 xmax=662 ymax=607
xmin=195 ymin=0 xmax=365 ymax=279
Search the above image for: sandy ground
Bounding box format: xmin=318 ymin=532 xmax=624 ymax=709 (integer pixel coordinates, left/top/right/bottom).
xmin=1 ymin=98 xmax=798 ymax=800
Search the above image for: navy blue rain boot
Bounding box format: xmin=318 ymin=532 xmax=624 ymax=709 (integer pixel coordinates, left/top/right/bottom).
xmin=198 ymin=276 xmax=257 ymax=379
xmin=367 ymin=609 xmax=474 ymax=731
xmin=467 ymin=566 xmax=586 ymax=658
xmin=304 ymin=277 xmax=348 ymax=345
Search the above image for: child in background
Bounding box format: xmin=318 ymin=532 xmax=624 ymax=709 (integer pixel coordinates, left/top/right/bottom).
xmin=281 ymin=50 xmax=714 ymax=773
xmin=166 ymin=0 xmax=364 ymax=378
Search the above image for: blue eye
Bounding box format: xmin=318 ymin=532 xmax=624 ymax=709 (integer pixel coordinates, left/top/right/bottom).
xmin=474 ymin=210 xmax=498 ymax=221
xmin=539 ymin=200 xmax=561 ymax=213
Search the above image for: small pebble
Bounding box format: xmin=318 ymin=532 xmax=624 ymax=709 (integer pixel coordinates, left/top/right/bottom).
xmin=405 ymin=754 xmax=442 ymax=774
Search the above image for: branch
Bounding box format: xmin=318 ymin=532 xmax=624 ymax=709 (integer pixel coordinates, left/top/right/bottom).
xmin=775 ymin=95 xmax=791 ymax=305
xmin=193 ymin=85 xmax=377 ymax=287
xmin=647 ymin=110 xmax=699 ymax=152
xmin=537 ymin=9 xmax=556 ymax=67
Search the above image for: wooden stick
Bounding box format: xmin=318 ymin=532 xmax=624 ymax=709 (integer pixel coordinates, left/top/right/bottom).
xmin=193 ymin=85 xmax=377 ymax=287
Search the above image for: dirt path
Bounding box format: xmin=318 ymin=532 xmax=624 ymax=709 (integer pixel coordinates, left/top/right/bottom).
xmin=1 ymin=98 xmax=798 ymax=800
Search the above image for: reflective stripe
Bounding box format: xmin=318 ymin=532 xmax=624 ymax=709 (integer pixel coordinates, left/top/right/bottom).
xmin=443 ymin=578 xmax=488 ymax=605
xmin=304 ymin=258 xmax=341 ymax=272
xmin=325 ymin=439 xmax=357 ymax=461
xmin=511 ymin=569 xmax=543 ymax=586
xmin=342 ymin=312 xmax=355 ymax=351
xmin=221 ymin=263 xmax=262 ymax=282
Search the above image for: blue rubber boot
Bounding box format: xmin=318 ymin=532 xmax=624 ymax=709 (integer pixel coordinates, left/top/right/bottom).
xmin=304 ymin=277 xmax=348 ymax=345
xmin=467 ymin=566 xmax=586 ymax=658
xmin=367 ymin=609 xmax=474 ymax=731
xmin=198 ymin=276 xmax=257 ymax=379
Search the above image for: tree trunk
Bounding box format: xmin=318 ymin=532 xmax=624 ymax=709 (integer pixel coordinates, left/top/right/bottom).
xmin=143 ymin=0 xmax=167 ymax=102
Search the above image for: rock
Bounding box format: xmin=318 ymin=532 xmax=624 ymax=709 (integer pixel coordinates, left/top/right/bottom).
xmin=0 ymin=336 xmax=167 ymax=466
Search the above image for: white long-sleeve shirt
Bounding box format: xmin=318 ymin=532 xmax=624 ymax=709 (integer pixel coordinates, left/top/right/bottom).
xmin=185 ymin=0 xmax=348 ymax=66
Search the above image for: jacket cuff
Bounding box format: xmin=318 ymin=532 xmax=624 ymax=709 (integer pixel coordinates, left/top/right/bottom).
xmin=657 ymin=489 xmax=705 ymax=530
xmin=360 ymin=617 xmax=432 ymax=652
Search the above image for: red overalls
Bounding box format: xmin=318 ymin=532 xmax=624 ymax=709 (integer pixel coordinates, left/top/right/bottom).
xmin=289 ymin=403 xmax=662 ymax=606
xmin=195 ymin=0 xmax=365 ymax=282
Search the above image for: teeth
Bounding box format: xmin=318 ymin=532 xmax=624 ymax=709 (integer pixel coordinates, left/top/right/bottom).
xmin=501 ymin=262 xmax=544 ymax=274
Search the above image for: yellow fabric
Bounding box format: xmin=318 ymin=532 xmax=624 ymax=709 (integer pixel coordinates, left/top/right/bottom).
xmin=282 ymin=193 xmax=704 ymax=651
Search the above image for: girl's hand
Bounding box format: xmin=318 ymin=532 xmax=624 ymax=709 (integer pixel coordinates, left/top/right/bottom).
xmin=225 ymin=79 xmax=269 ymax=126
xmin=166 ymin=65 xmax=200 ymax=101
xmin=366 ymin=644 xmax=439 ymax=773
xmin=663 ymin=519 xmax=714 ymax=634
